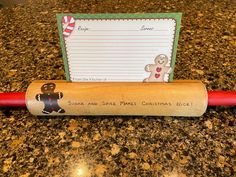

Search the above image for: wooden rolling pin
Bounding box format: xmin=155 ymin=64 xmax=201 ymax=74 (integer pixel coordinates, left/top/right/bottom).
xmin=0 ymin=80 xmax=235 ymax=117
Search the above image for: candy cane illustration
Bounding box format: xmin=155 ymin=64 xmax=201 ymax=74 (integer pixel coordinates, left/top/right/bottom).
xmin=62 ymin=16 xmax=75 ymax=37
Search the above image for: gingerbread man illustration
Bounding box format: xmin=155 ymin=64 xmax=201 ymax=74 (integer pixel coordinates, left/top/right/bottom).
xmin=144 ymin=54 xmax=172 ymax=82
xmin=35 ymin=83 xmax=65 ymax=114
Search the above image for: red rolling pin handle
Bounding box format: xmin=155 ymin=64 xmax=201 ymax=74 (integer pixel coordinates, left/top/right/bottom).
xmin=208 ymin=91 xmax=236 ymax=106
xmin=0 ymin=91 xmax=235 ymax=107
xmin=0 ymin=92 xmax=26 ymax=107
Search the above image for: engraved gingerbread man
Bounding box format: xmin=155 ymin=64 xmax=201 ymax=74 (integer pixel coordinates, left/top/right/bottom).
xmin=35 ymin=83 xmax=65 ymax=114
xmin=144 ymin=54 xmax=172 ymax=82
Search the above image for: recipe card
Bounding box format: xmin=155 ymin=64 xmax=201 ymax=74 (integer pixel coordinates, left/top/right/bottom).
xmin=57 ymin=13 xmax=181 ymax=82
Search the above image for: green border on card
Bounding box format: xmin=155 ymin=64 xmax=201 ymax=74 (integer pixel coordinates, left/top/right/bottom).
xmin=56 ymin=13 xmax=182 ymax=82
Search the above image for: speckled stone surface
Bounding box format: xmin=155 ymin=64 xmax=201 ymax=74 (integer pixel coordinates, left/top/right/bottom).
xmin=0 ymin=0 xmax=235 ymax=176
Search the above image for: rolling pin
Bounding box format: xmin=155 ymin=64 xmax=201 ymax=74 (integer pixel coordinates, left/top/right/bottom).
xmin=0 ymin=80 xmax=235 ymax=117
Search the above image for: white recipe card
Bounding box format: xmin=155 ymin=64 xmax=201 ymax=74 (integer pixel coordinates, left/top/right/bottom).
xmin=57 ymin=13 xmax=181 ymax=82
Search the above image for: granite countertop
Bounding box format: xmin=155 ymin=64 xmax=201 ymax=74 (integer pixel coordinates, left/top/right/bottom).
xmin=0 ymin=0 xmax=235 ymax=176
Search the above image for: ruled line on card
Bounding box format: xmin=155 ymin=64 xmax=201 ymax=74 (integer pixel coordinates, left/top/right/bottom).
xmin=69 ymin=65 xmax=144 ymax=67
xmin=68 ymin=53 xmax=155 ymax=54
xmin=68 ymin=60 xmax=146 ymax=62
xmin=66 ymin=46 xmax=168 ymax=47
xmin=71 ymin=68 xmax=144 ymax=73
xmin=69 ymin=65 xmax=144 ymax=69
xmin=72 ymin=78 xmax=141 ymax=81
xmin=68 ymin=56 xmax=154 ymax=58
xmin=71 ymin=73 xmax=143 ymax=75
xmin=73 ymin=35 xmax=169 ymax=36
xmin=68 ymin=60 xmax=145 ymax=63
xmin=88 ymin=30 xmax=169 ymax=31
xmin=69 ymin=38 xmax=169 ymax=40
xmin=66 ymin=48 xmax=165 ymax=50
xmin=67 ymin=41 xmax=169 ymax=44
xmin=70 ymin=70 xmax=143 ymax=72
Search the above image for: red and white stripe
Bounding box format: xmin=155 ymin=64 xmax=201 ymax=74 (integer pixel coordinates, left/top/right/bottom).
xmin=62 ymin=16 xmax=75 ymax=37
